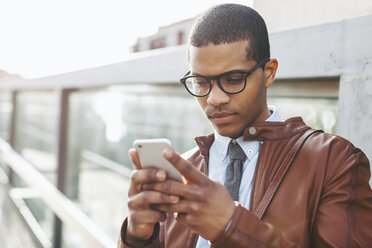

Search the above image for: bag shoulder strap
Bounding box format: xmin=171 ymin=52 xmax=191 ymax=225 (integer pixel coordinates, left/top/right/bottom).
xmin=255 ymin=129 xmax=323 ymax=219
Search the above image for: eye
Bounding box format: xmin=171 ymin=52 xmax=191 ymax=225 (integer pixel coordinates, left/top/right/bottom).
xmin=193 ymin=78 xmax=208 ymax=87
xmin=223 ymin=73 xmax=246 ymax=84
xmin=184 ymin=77 xmax=210 ymax=95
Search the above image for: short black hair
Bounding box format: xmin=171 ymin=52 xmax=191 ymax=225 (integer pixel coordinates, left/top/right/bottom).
xmin=188 ymin=4 xmax=270 ymax=62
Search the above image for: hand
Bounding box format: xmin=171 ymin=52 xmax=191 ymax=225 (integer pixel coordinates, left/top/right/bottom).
xmin=126 ymin=149 xmax=180 ymax=245
xmin=142 ymin=149 xmax=236 ymax=241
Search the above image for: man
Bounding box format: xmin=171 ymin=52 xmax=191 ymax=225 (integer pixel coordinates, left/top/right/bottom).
xmin=118 ymin=4 xmax=372 ymax=248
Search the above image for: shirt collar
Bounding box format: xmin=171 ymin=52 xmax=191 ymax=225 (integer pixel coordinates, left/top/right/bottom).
xmin=266 ymin=105 xmax=283 ymax=122
xmin=213 ymin=106 xmax=282 ymax=162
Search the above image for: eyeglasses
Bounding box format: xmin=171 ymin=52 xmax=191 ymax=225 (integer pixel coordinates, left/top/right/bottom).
xmin=180 ymin=58 xmax=270 ymax=97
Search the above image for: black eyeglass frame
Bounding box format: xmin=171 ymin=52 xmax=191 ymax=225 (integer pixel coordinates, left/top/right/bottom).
xmin=180 ymin=58 xmax=270 ymax=97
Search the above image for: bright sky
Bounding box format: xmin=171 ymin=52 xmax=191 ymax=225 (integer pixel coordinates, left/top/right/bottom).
xmin=0 ymin=0 xmax=253 ymax=79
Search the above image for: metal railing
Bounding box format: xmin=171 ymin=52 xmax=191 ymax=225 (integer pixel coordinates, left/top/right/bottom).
xmin=0 ymin=138 xmax=117 ymax=248
xmin=0 ymin=47 xmax=184 ymax=248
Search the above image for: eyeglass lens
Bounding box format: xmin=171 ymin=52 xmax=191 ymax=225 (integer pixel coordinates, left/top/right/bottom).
xmin=184 ymin=71 xmax=247 ymax=96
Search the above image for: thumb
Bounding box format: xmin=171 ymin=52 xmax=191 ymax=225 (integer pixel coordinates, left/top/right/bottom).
xmin=129 ymin=148 xmax=142 ymax=170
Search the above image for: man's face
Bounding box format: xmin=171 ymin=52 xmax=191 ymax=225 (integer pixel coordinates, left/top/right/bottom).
xmin=189 ymin=40 xmax=276 ymax=138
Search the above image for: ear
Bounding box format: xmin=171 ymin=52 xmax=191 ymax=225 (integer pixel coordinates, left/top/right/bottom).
xmin=263 ymin=59 xmax=278 ymax=88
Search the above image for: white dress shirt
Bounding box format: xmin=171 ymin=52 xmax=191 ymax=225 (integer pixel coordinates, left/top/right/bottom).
xmin=196 ymin=106 xmax=283 ymax=248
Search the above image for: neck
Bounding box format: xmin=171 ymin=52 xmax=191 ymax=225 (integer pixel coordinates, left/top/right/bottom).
xmin=257 ymin=107 xmax=272 ymax=122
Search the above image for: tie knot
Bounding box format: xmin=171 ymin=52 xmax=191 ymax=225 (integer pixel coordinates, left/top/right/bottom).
xmin=228 ymin=140 xmax=247 ymax=161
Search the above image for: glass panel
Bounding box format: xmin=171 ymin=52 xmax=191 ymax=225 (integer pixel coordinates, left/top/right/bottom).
xmin=3 ymin=91 xmax=58 ymax=247
xmin=64 ymin=84 xmax=213 ymax=244
xmin=61 ymin=166 xmax=127 ymax=248
xmin=268 ymin=97 xmax=338 ymax=134
xmin=0 ymin=91 xmax=12 ymax=142
xmin=0 ymin=159 xmax=8 ymax=184
xmin=14 ymin=91 xmax=58 ymax=185
xmin=62 ymin=222 xmax=89 ymax=248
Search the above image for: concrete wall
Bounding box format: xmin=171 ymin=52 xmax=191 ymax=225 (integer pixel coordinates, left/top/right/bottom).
xmin=254 ymin=0 xmax=372 ymax=31
xmin=338 ymin=74 xmax=372 ymax=181
xmin=269 ymin=15 xmax=372 ymax=78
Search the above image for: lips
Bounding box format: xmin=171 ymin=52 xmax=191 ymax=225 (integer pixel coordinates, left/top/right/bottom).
xmin=208 ymin=112 xmax=236 ymax=125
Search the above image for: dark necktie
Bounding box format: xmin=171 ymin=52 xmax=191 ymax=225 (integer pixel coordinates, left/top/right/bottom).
xmin=224 ymin=140 xmax=246 ymax=201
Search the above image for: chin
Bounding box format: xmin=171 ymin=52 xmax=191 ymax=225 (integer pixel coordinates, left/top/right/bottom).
xmin=215 ymin=126 xmax=242 ymax=138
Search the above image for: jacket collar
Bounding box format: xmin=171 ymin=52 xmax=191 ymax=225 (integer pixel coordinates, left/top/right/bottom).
xmin=194 ymin=117 xmax=309 ymax=157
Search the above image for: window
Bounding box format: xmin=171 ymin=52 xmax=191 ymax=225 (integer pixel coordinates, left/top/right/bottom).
xmin=178 ymin=31 xmax=184 ymax=45
xmin=150 ymin=37 xmax=166 ymax=50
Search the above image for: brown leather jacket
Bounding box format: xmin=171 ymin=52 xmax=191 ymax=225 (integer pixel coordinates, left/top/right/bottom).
xmin=119 ymin=117 xmax=372 ymax=248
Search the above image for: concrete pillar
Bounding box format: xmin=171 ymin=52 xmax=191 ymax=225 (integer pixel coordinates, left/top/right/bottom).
xmin=337 ymin=74 xmax=372 ymax=186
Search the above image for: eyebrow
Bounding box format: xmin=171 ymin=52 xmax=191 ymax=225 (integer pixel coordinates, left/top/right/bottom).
xmin=190 ymin=69 xmax=247 ymax=77
xmin=190 ymin=72 xmax=205 ymax=77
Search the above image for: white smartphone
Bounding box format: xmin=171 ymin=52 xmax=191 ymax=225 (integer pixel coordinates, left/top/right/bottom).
xmin=133 ymin=138 xmax=183 ymax=182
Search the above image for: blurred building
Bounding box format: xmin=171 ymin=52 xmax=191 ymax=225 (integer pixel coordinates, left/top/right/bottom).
xmin=0 ymin=70 xmax=21 ymax=82
xmin=131 ymin=17 xmax=196 ymax=52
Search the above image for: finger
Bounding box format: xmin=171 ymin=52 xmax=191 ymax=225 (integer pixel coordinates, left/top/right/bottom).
xmin=128 ymin=169 xmax=167 ymax=196
xmin=128 ymin=190 xmax=180 ymax=209
xmin=129 ymin=209 xmax=167 ymax=224
xmin=143 ymin=181 xmax=203 ymax=201
xmin=151 ymin=200 xmax=199 ymax=214
xmin=174 ymin=212 xmax=198 ymax=229
xmin=163 ymin=149 xmax=206 ymax=184
xmin=174 ymin=212 xmax=202 ymax=233
xmin=131 ymin=169 xmax=167 ymax=185
xmin=129 ymin=148 xmax=141 ymax=170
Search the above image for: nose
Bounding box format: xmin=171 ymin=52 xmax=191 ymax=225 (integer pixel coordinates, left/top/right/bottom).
xmin=206 ymin=80 xmax=230 ymax=107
